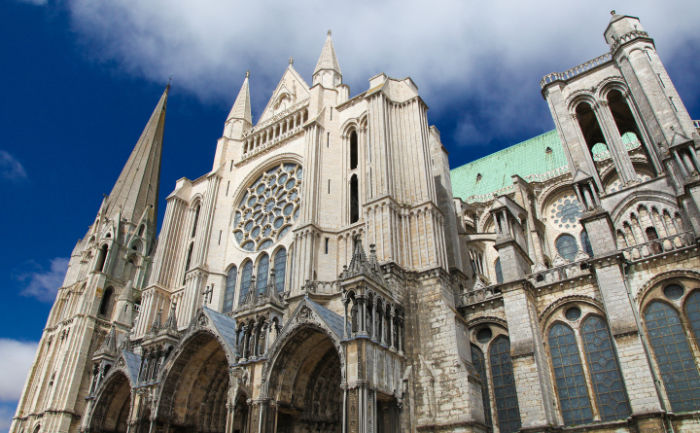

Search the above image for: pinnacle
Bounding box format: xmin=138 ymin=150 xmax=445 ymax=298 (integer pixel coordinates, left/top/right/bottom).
xmin=314 ymin=31 xmax=342 ymax=76
xmin=227 ymin=72 xmax=253 ymax=124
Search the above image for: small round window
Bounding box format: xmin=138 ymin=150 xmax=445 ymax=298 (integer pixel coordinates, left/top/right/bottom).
xmin=476 ymin=327 xmax=492 ymax=343
xmin=663 ymin=284 xmax=684 ymax=300
xmin=565 ymin=306 xmax=581 ymax=321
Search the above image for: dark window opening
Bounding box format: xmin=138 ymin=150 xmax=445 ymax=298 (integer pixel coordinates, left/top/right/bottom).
xmin=191 ymin=205 xmax=201 ymax=238
xmin=325 ymin=238 xmax=329 ymax=254
xmin=607 ymin=90 xmax=657 ymax=176
xmin=97 ymin=245 xmax=109 ymax=273
xmin=576 ymin=102 xmax=610 ymax=181
xmin=350 ymin=131 xmax=358 ymax=170
xmin=99 ymin=287 xmax=113 ymax=316
xmin=138 ymin=224 xmax=145 ymax=237
xmin=350 ymin=174 xmax=359 ymax=223
xmin=494 ymin=258 xmax=503 ymax=284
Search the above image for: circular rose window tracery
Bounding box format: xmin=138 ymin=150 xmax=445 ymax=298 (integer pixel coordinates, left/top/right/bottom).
xmin=233 ymin=163 xmax=302 ymax=251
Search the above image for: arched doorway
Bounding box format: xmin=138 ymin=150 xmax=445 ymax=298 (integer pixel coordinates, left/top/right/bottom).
xmin=158 ymin=333 xmax=230 ymax=433
xmin=90 ymin=371 xmax=132 ymax=433
xmin=268 ymin=327 xmax=343 ymax=433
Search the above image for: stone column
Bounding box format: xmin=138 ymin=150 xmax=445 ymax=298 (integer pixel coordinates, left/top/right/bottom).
xmin=371 ymin=298 xmax=377 ymax=341
xmin=389 ymin=306 xmax=396 ymax=351
xmin=342 ymin=298 xmax=349 ymax=339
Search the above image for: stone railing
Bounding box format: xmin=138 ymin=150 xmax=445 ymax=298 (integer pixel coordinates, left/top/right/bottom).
xmin=459 ymin=285 xmax=503 ymax=308
xmin=235 ymin=283 xmax=284 ymax=313
xmin=540 ymin=53 xmax=613 ymax=88
xmin=466 ymin=165 xmax=570 ymax=204
xmin=592 ymin=140 xmax=642 ymax=162
xmin=244 ymin=99 xmax=309 ymax=134
xmin=622 ymin=231 xmax=695 ymax=262
xmin=301 ymin=280 xmax=339 ymax=295
xmin=528 ymin=260 xmax=591 ymax=287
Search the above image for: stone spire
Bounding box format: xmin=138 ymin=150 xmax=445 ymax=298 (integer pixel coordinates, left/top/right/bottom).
xmin=106 ymin=86 xmax=168 ymax=222
xmin=227 ymin=71 xmax=252 ymax=124
xmin=314 ymin=30 xmax=342 ymax=76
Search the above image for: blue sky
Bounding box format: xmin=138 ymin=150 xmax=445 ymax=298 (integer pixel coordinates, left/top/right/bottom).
xmin=1 ymin=0 xmax=699 ymax=430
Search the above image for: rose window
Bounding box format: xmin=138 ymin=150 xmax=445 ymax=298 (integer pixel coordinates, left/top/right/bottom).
xmin=233 ymin=163 xmax=302 ymax=251
xmin=548 ymin=193 xmax=581 ymax=230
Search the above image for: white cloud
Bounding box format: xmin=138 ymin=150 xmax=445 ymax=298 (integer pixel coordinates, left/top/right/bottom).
xmin=17 ymin=258 xmax=69 ymax=303
xmin=0 ymin=339 xmax=39 ymax=402
xmin=0 ymin=151 xmax=27 ymax=183
xmin=63 ymin=0 xmax=700 ymax=147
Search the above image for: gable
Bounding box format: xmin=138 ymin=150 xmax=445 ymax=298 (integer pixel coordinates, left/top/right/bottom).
xmin=257 ymin=66 xmax=311 ymax=125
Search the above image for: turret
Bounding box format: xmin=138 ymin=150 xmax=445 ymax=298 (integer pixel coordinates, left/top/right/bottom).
xmin=223 ymin=71 xmax=253 ymax=139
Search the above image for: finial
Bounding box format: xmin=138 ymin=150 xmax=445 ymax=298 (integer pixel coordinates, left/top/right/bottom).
xmin=327 ymin=29 xmax=332 ymax=36
xmin=289 ymin=57 xmax=294 ymax=65
xmin=245 ymin=70 xmax=250 ymax=78
xmin=167 ymin=73 xmax=173 ymax=88
xmin=610 ymin=10 xmax=616 ymax=16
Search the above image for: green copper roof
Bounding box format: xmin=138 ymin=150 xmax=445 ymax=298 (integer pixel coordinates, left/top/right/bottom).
xmin=450 ymin=130 xmax=569 ymax=203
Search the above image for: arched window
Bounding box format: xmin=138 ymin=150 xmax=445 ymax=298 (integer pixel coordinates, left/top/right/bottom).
xmin=645 ymin=301 xmax=700 ymax=412
xmin=548 ymin=323 xmax=593 ymax=425
xmin=581 ymin=316 xmax=631 ymax=420
xmin=223 ymin=266 xmax=237 ymax=313
xmin=99 ymin=287 xmax=114 ymax=316
xmin=556 ymin=234 xmax=578 ymax=262
xmin=489 ymin=336 xmax=521 ymax=433
xmin=494 ymin=258 xmax=503 ymax=284
xmin=97 ymin=244 xmax=109 ymax=273
xmin=191 ymin=204 xmax=201 ymax=238
xmin=274 ymin=249 xmax=287 ymax=292
xmin=350 ymin=130 xmax=358 ymax=170
xmin=581 ymin=230 xmax=594 ymax=257
xmin=350 ymin=174 xmax=359 ymax=224
xmin=256 ymin=254 xmax=269 ymax=294
xmin=471 ymin=345 xmax=492 ymax=427
xmin=239 ymin=261 xmax=253 ymax=305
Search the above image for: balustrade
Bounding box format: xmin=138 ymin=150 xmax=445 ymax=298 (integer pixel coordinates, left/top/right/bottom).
xmin=621 ymin=231 xmax=694 ymax=261
xmin=540 ymin=53 xmax=612 ymax=88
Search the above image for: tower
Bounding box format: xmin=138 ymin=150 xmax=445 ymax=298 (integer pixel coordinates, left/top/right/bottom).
xmin=11 ymin=86 xmax=168 ymax=433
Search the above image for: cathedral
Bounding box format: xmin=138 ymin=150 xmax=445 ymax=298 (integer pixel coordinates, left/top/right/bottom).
xmin=11 ymin=12 xmax=700 ymax=433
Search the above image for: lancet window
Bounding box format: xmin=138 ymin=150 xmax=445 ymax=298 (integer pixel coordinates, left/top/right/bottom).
xmin=470 ymin=326 xmax=521 ymax=433
xmin=350 ymin=174 xmax=359 ymax=224
xmin=223 ymin=266 xmax=237 ymax=313
xmin=256 ymin=254 xmax=269 ymax=293
xmin=644 ymin=286 xmax=700 ymax=412
xmin=238 ymin=261 xmax=253 ymax=305
xmin=547 ymin=307 xmax=630 ymax=426
xmin=274 ymin=248 xmax=287 ymax=292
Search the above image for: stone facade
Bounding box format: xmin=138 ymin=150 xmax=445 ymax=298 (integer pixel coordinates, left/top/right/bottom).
xmin=10 ymin=13 xmax=700 ymax=433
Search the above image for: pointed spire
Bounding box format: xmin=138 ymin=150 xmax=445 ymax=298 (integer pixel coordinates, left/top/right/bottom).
xmin=314 ymin=30 xmax=342 ymax=76
xmin=106 ymin=86 xmax=168 ymax=223
xmin=227 ymin=71 xmax=252 ymax=124
xmin=163 ymin=301 xmax=178 ymax=332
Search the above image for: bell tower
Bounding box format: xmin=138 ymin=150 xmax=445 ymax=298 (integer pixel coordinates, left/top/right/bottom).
xmin=11 ymin=86 xmax=168 ymax=433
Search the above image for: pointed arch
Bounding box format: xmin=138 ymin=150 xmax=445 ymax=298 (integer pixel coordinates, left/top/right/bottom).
xmin=548 ymin=322 xmax=593 ymax=425
xmin=644 ymin=300 xmax=700 ymax=412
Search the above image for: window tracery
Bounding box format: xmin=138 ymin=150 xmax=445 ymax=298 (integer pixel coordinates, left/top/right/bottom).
xmin=233 ymin=163 xmax=301 ymax=252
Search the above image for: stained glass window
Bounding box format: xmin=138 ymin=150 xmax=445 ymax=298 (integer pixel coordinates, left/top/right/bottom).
xmin=581 ymin=230 xmax=594 ymax=257
xmin=274 ymin=248 xmax=287 ymax=292
xmin=223 ymin=266 xmax=237 ymax=313
xmin=495 ymin=258 xmax=503 ymax=284
xmin=239 ymin=261 xmax=253 ymax=305
xmin=645 ymin=301 xmax=700 ymax=412
xmin=489 ymin=337 xmax=521 ymax=433
xmin=256 ymin=254 xmax=269 ymax=294
xmin=581 ymin=316 xmax=631 ymax=421
xmin=233 ymin=164 xmax=301 ymax=251
xmin=548 ymin=323 xmax=593 ymax=425
xmin=556 ymin=234 xmax=578 ymax=262
xmin=472 ymin=345 xmax=492 ymax=427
